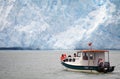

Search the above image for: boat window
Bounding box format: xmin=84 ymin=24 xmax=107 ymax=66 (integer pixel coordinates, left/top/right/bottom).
xmin=83 ymin=53 xmax=88 ymax=60
xmin=89 ymin=54 xmax=93 ymax=60
xmin=77 ymin=52 xmax=81 ymax=57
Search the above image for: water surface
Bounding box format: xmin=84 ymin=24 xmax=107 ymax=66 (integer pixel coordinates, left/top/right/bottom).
xmin=0 ymin=50 xmax=120 ymax=79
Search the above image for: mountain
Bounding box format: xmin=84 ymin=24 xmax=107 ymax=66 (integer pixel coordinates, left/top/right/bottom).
xmin=0 ymin=0 xmax=120 ymax=50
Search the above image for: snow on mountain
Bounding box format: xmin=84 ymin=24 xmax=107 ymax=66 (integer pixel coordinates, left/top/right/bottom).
xmin=0 ymin=0 xmax=120 ymax=49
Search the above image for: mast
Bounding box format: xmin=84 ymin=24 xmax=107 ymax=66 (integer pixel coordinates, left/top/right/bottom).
xmin=88 ymin=42 xmax=92 ymax=66
xmin=108 ymin=51 xmax=110 ymax=63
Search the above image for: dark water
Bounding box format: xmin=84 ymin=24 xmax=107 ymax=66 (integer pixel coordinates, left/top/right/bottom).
xmin=0 ymin=50 xmax=120 ymax=79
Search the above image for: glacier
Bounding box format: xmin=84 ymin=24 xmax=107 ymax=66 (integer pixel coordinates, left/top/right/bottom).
xmin=0 ymin=0 xmax=120 ymax=50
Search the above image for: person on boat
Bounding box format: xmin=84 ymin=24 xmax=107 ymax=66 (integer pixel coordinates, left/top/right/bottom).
xmin=60 ymin=54 xmax=67 ymax=61
xmin=63 ymin=54 xmax=67 ymax=58
xmin=98 ymin=58 xmax=104 ymax=67
xmin=74 ymin=53 xmax=77 ymax=57
xmin=60 ymin=54 xmax=65 ymax=61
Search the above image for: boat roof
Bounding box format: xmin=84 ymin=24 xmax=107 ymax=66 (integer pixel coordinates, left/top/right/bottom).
xmin=78 ymin=50 xmax=109 ymax=53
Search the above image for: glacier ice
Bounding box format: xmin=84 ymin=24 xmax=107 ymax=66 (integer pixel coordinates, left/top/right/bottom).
xmin=0 ymin=0 xmax=120 ymax=50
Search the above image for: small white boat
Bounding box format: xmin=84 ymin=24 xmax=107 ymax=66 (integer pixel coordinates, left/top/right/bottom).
xmin=60 ymin=43 xmax=115 ymax=73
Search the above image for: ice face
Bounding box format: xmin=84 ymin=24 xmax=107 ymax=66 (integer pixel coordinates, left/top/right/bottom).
xmin=0 ymin=0 xmax=120 ymax=50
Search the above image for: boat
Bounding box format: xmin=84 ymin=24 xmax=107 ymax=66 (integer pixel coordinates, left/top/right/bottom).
xmin=60 ymin=43 xmax=115 ymax=73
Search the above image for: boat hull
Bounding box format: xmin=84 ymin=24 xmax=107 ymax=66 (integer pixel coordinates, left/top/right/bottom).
xmin=61 ymin=62 xmax=115 ymax=73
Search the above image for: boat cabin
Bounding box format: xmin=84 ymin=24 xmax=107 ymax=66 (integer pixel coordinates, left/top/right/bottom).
xmin=61 ymin=50 xmax=110 ymax=67
xmin=76 ymin=50 xmax=109 ymax=66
